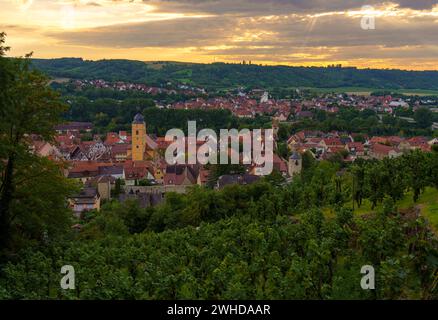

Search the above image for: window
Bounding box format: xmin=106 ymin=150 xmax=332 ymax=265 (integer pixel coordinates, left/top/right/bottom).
xmin=136 ymin=130 xmax=139 ymax=135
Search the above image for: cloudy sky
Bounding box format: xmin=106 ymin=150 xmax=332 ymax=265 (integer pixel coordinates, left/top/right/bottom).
xmin=1 ymin=0 xmax=438 ymax=69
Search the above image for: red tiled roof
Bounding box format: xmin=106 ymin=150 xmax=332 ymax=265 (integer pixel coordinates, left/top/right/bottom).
xmin=125 ymin=167 xmax=149 ymax=180
xmin=327 ymin=146 xmax=346 ymax=154
xmin=164 ymin=165 xmax=197 ymax=185
xmin=105 ymin=132 xmax=122 ymax=145
xmin=322 ymin=138 xmax=343 ymax=146
xmin=370 ymin=137 xmax=388 ymax=144
xmin=272 ymin=154 xmax=288 ymax=173
xmin=371 ymin=143 xmax=398 ymax=155
xmin=111 ymin=143 xmax=129 ymax=154
xmin=347 ymin=142 xmax=365 ymax=152
xmin=407 ymin=136 xmax=429 ymax=146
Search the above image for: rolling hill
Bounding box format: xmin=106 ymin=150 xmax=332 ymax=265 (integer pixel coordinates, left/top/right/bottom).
xmin=31 ymin=58 xmax=438 ymax=92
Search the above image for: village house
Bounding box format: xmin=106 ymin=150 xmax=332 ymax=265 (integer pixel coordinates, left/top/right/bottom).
xmin=67 ymin=162 xmax=123 ymax=184
xmin=86 ymin=176 xmax=115 ymax=201
xmin=124 ymin=161 xmax=155 ymax=186
xmin=319 ymin=138 xmax=344 ymax=151
xmin=67 ymin=162 xmax=101 ymax=183
xmin=30 ymin=138 xmax=61 ymax=159
xmin=273 ymin=111 xmax=289 ymax=122
xmin=369 ymin=143 xmax=403 ymax=160
xmin=98 ymin=164 xmax=125 ymax=180
xmin=69 ymin=187 xmax=101 ymax=216
xmin=346 ymin=142 xmax=365 ymax=157
xmin=111 ymin=143 xmax=130 ymax=162
xmin=164 ymin=165 xmax=198 ymax=186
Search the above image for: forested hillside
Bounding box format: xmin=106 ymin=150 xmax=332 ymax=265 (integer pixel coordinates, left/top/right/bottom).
xmin=31 ymin=58 xmax=438 ymax=91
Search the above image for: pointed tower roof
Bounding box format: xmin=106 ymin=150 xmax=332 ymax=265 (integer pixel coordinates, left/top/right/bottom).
xmin=290 ymin=152 xmax=301 ymax=160
xmin=133 ymin=113 xmax=145 ymax=124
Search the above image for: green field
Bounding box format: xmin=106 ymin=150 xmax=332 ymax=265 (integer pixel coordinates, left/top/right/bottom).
xmin=322 ymin=188 xmax=438 ymax=232
xmin=353 ymin=188 xmax=438 ymax=231
xmin=300 ymin=87 xmax=438 ymax=96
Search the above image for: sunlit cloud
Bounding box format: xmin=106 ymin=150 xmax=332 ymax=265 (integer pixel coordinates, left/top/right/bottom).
xmin=14 ymin=0 xmax=33 ymax=10
xmin=1 ymin=0 xmax=438 ymax=70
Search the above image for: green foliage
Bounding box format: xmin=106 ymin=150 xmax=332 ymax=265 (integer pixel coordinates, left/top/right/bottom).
xmin=414 ymin=108 xmax=434 ymax=129
xmin=276 ymin=142 xmax=289 ymax=159
xmin=63 ymin=95 xmax=155 ymax=133
xmin=142 ymin=108 xmax=237 ymax=136
xmin=1 ymin=204 xmax=436 ymax=299
xmin=0 ymin=42 xmax=76 ymax=260
xmin=0 ymin=153 xmax=437 ymax=299
xmin=288 ymin=107 xmax=433 ymax=138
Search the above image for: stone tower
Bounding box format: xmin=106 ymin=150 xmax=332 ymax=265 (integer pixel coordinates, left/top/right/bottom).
xmin=132 ymin=113 xmax=146 ymax=162
xmin=260 ymin=91 xmax=269 ymax=103
xmin=288 ymin=152 xmax=302 ymax=177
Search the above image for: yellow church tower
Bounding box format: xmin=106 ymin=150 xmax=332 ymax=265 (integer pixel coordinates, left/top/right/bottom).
xmin=132 ymin=113 xmax=146 ymax=162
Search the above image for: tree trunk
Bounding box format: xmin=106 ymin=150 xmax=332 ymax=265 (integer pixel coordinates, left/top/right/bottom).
xmin=0 ymin=154 xmax=15 ymax=262
xmin=413 ymin=188 xmax=420 ymax=203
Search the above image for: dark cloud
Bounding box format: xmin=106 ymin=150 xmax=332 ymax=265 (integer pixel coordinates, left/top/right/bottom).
xmin=49 ymin=16 xmax=237 ymax=48
xmin=49 ymin=11 xmax=438 ymax=64
xmin=395 ymin=0 xmax=437 ymax=9
xmin=143 ymin=0 xmax=437 ymax=15
xmin=51 ymin=12 xmax=438 ymax=47
xmin=46 ymin=0 xmax=438 ymax=65
xmin=144 ymin=0 xmax=365 ymax=15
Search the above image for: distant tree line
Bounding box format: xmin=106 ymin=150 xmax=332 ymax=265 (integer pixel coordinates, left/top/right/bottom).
xmin=278 ymin=107 xmax=438 ymax=139
xmin=62 ymin=93 xmax=272 ymax=135
xmin=32 ymin=58 xmax=438 ymax=91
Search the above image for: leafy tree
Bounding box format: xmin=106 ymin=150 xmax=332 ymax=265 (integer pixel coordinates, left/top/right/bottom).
xmin=364 ymin=161 xmax=386 ymax=209
xmin=0 ymin=36 xmax=74 ymax=260
xmin=276 ymin=142 xmax=289 ymax=159
xmin=403 ymin=150 xmax=429 ymax=202
xmin=414 ymin=108 xmax=433 ymax=129
xmin=380 ymin=158 xmax=406 ymax=203
xmin=277 ymin=124 xmax=290 ymax=141
xmin=350 ymin=160 xmax=366 ymax=208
